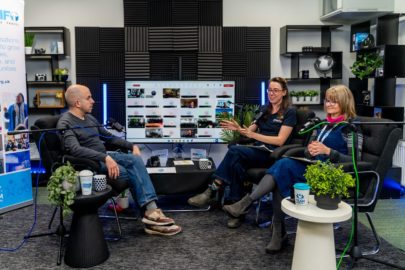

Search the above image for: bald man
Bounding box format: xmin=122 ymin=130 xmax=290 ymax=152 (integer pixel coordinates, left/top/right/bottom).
xmin=57 ymin=84 xmax=181 ymax=236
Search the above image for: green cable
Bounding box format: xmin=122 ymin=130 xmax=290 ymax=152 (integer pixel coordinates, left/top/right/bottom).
xmin=336 ymin=130 xmax=360 ymax=269
xmin=298 ymin=121 xmax=328 ymax=135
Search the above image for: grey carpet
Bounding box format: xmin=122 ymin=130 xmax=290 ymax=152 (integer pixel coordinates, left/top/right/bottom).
xmin=0 ymin=204 xmax=404 ymax=270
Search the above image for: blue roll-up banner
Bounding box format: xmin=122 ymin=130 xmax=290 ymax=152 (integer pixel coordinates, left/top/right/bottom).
xmin=0 ymin=0 xmax=33 ymax=214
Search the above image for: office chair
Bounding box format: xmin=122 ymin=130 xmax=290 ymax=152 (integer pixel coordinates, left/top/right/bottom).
xmin=285 ymin=116 xmax=402 ymax=258
xmin=240 ymin=108 xmax=315 ymax=224
xmin=30 ymin=116 xmax=131 ymax=251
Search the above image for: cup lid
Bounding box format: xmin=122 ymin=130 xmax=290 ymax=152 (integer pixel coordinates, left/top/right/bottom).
xmin=293 ymin=183 xmax=310 ymax=190
xmin=79 ymin=170 xmax=93 ymax=177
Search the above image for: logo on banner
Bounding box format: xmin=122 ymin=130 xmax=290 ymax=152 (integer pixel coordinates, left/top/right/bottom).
xmin=0 ymin=10 xmax=20 ymax=25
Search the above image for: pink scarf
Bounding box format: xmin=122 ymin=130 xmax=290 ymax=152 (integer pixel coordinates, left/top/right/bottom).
xmin=326 ymin=115 xmax=345 ymax=123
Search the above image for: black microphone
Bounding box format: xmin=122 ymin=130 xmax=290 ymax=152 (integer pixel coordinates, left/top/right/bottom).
xmin=252 ymin=106 xmax=267 ymax=124
xmin=107 ymin=117 xmax=124 ymax=132
xmin=299 ymin=117 xmax=323 ymax=133
xmin=226 ymin=100 xmax=244 ymax=109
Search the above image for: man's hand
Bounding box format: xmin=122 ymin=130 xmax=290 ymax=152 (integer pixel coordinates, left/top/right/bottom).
xmin=132 ymin=145 xmax=141 ymax=156
xmin=105 ymin=155 xmax=120 ymax=179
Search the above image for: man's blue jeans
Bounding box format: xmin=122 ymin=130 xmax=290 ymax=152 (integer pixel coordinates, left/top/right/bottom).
xmin=99 ymin=152 xmax=158 ymax=208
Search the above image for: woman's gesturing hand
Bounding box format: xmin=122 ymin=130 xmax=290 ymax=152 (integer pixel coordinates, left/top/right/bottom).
xmin=220 ymin=119 xmax=241 ymax=131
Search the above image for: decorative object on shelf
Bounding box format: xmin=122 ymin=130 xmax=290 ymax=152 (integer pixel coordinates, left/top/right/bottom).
xmin=34 ymin=48 xmax=46 ymax=55
xmin=361 ymin=90 xmax=371 ymax=105
xmin=53 ymin=68 xmax=69 ymax=82
xmin=301 ymin=70 xmax=309 ymax=79
xmin=47 ymin=162 xmax=78 ymax=217
xmin=352 ymin=33 xmax=375 ymax=51
xmin=24 ymin=32 xmax=35 ymax=54
xmin=314 ymin=55 xmax=335 ymax=78
xmin=34 ymin=73 xmax=47 ymax=82
xmin=302 ymin=46 xmax=329 ymax=53
xmin=220 ymin=104 xmax=259 ymax=143
xmin=304 ymin=160 xmax=355 ymax=210
xmin=35 ymin=89 xmax=65 ymax=108
xmin=290 ymin=90 xmax=319 ymax=105
xmin=350 ymin=51 xmax=383 ymax=80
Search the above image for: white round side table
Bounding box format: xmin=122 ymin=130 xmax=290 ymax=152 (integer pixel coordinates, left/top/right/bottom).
xmin=282 ymin=195 xmax=352 ymax=270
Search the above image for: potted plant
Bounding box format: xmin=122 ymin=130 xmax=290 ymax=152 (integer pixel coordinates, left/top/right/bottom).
xmin=47 ymin=162 xmax=79 ymax=216
xmin=304 ymin=161 xmax=355 ymax=210
xmin=351 ymin=51 xmax=383 ymax=80
xmin=290 ymin=91 xmax=299 ymax=103
xmin=116 ymin=190 xmax=130 ymax=209
xmin=305 ymin=90 xmax=319 ymax=103
xmin=24 ymin=32 xmax=35 ymax=54
xmin=220 ymin=104 xmax=259 ymax=143
xmin=53 ymin=68 xmax=69 ymax=82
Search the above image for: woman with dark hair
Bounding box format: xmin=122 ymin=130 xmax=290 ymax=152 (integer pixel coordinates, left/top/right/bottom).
xmin=223 ymin=85 xmax=362 ymax=253
xmin=4 ymin=93 xmax=28 ymax=131
xmin=188 ymin=77 xmax=297 ymax=228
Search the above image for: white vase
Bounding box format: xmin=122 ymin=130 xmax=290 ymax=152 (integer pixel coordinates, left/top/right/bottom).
xmin=117 ymin=196 xmax=129 ymax=209
xmin=25 ymin=47 xmax=32 ymax=54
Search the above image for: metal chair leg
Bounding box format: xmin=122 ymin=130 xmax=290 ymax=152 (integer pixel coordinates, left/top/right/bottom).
xmin=361 ymin=212 xmax=381 ymax=256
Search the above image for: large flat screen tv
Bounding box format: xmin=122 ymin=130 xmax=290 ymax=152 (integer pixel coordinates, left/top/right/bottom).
xmin=125 ymin=81 xmax=235 ymax=143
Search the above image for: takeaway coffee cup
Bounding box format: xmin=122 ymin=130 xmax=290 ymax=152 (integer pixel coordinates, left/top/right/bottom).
xmin=79 ymin=170 xmax=93 ymax=195
xmin=293 ymin=183 xmax=310 ymax=206
xmin=198 ymin=158 xmax=212 ymax=170
xmin=93 ymin=174 xmax=107 ymax=192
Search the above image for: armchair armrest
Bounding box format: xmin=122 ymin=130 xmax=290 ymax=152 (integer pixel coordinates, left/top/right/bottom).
xmin=271 ymin=144 xmax=302 ymax=160
xmin=338 ymin=161 xmax=373 ymax=172
xmin=282 ymin=146 xmax=306 ymax=158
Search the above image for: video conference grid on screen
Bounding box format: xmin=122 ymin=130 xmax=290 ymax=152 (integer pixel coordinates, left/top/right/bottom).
xmin=125 ymin=81 xmax=235 ymax=143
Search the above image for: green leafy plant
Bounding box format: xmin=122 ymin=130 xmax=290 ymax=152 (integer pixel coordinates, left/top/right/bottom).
xmin=304 ymin=161 xmax=355 ymax=199
xmin=220 ymin=104 xmax=260 ymax=143
xmin=351 ymin=52 xmax=383 ymax=80
xmin=47 ymin=162 xmax=78 ymax=217
xmin=24 ymin=32 xmax=35 ymax=47
xmin=289 ymin=91 xmax=298 ymax=97
xmin=53 ymin=68 xmax=69 ymax=82
xmin=305 ymin=90 xmax=319 ymax=97
xmin=53 ymin=68 xmax=69 ymax=75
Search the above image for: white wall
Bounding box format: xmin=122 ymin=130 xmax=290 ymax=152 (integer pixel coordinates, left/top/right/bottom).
xmin=24 ymin=0 xmax=124 ymax=81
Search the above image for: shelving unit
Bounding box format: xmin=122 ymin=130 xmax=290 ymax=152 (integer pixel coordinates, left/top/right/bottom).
xmin=24 ymin=27 xmax=70 ymax=117
xmin=280 ymin=25 xmax=342 ymax=104
xmin=348 ymin=14 xmax=405 ymax=121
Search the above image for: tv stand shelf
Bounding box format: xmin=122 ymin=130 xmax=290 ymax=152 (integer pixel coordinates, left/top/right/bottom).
xmin=147 ymin=158 xmax=215 ymax=195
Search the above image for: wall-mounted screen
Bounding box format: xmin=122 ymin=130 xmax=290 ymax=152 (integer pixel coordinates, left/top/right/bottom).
xmin=125 ymin=81 xmax=235 ymax=143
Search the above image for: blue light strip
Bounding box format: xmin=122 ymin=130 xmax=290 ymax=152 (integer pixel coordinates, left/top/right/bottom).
xmin=103 ymin=83 xmax=107 ymax=125
xmin=261 ymin=81 xmax=266 ymax=105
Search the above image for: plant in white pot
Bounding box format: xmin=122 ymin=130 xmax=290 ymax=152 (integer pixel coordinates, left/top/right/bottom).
xmin=305 ymin=90 xmax=319 ymax=103
xmin=47 ymin=162 xmax=79 ymax=216
xmin=304 ymin=161 xmax=355 ymax=210
xmin=290 ymin=91 xmax=299 ymax=103
xmin=116 ymin=189 xmax=129 ymax=209
xmin=24 ymin=32 xmax=35 ymax=54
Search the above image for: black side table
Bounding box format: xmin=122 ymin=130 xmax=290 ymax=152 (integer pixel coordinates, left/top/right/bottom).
xmin=64 ymin=185 xmax=112 ymax=268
